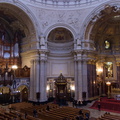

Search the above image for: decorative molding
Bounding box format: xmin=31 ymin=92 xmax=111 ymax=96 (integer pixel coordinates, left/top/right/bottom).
xmin=36 ymin=8 xmax=82 ymax=31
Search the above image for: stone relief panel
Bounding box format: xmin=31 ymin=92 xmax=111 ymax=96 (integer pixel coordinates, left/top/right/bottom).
xmin=30 ymin=7 xmax=88 ymax=33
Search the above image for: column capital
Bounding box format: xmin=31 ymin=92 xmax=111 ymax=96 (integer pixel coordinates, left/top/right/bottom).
xmin=38 ymin=49 xmax=49 ymax=55
xmin=40 ymin=59 xmax=47 ymax=62
xmin=30 ymin=59 xmax=40 ymax=64
xmin=73 ymin=50 xmax=83 ymax=55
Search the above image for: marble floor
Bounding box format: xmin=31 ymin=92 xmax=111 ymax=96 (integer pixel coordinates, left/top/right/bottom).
xmin=68 ymin=101 xmax=120 ymax=119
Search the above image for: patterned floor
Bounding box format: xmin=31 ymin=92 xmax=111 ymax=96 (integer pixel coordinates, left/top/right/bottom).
xmin=68 ymin=101 xmax=120 ymax=119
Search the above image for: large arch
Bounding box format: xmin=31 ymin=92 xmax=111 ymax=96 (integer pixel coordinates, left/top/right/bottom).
xmin=78 ymin=0 xmax=120 ymax=98
xmin=80 ymin=0 xmax=120 ymax=41
xmin=0 ymin=1 xmax=40 ymax=45
xmin=45 ymin=23 xmax=77 ymax=42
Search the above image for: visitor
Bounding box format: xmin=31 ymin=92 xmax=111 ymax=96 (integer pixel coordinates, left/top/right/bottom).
xmin=46 ymin=105 xmax=50 ymax=111
xmin=79 ymin=109 xmax=83 ymax=116
xmin=33 ymin=109 xmax=37 ymax=117
xmin=72 ymin=100 xmax=75 ymax=107
xmin=76 ymin=115 xmax=80 ymax=120
xmin=78 ymin=101 xmax=81 ymax=107
xmin=98 ymin=102 xmax=101 ymax=111
xmin=85 ymin=112 xmax=90 ymax=120
xmin=24 ymin=112 xmax=27 ymax=119
xmin=8 ymin=104 xmax=12 ymax=112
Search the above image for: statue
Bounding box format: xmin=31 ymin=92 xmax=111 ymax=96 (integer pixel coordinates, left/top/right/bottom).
xmin=76 ymin=38 xmax=81 ymax=46
xmin=40 ymin=36 xmax=45 ymax=46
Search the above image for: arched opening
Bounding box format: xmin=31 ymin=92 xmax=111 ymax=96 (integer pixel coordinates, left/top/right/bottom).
xmin=0 ymin=2 xmax=37 ymax=102
xmin=17 ymin=85 xmax=28 ymax=102
xmin=46 ymin=27 xmax=75 ymax=101
xmin=87 ymin=5 xmax=120 ymax=97
xmin=0 ymin=3 xmax=37 ymax=68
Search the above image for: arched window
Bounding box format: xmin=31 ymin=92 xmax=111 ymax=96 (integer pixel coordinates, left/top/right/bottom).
xmin=4 ymin=52 xmax=10 ymax=59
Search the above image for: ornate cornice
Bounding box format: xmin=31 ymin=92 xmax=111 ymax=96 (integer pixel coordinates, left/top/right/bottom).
xmin=73 ymin=49 xmax=97 ymax=55
xmin=23 ymin=0 xmax=108 ymax=9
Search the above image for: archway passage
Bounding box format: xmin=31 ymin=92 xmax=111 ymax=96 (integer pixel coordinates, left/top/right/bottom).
xmin=17 ymin=85 xmax=28 ymax=102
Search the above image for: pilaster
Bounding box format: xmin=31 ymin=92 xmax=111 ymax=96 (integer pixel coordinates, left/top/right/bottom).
xmin=82 ymin=59 xmax=88 ymax=100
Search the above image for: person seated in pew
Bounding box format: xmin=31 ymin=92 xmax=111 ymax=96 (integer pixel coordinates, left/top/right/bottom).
xmin=79 ymin=109 xmax=83 ymax=116
xmin=85 ymin=112 xmax=90 ymax=120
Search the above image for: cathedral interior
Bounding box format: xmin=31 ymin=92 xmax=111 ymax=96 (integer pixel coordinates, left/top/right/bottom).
xmin=0 ymin=0 xmax=120 ymax=104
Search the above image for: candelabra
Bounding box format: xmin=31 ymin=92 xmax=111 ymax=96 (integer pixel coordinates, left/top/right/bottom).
xmin=106 ymin=81 xmax=111 ymax=98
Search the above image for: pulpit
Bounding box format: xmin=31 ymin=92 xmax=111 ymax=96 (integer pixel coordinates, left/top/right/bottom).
xmin=55 ymin=73 xmax=67 ymax=100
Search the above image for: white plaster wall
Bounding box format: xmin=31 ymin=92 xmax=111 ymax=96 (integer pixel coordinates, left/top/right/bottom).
xmin=47 ymin=58 xmax=74 ymax=77
xmin=21 ymin=56 xmax=31 ymax=68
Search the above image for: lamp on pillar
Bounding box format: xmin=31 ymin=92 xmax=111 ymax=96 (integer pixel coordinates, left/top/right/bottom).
xmin=12 ymin=65 xmax=18 ymax=89
xmin=106 ymin=81 xmax=111 ymax=98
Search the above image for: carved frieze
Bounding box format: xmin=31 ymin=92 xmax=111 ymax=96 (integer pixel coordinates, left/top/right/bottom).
xmin=36 ymin=8 xmax=83 ymax=31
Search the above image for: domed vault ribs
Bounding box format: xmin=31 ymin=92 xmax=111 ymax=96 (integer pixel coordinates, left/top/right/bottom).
xmin=36 ymin=8 xmax=84 ymax=31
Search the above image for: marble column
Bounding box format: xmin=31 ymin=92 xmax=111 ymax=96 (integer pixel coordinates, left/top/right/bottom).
xmin=29 ymin=59 xmax=36 ymax=101
xmin=29 ymin=59 xmax=40 ymax=102
xmin=74 ymin=59 xmax=78 ymax=100
xmin=40 ymin=59 xmax=47 ymax=102
xmin=82 ymin=60 xmax=88 ymax=100
xmin=77 ymin=59 xmax=83 ymax=101
xmin=35 ymin=59 xmax=40 ymax=100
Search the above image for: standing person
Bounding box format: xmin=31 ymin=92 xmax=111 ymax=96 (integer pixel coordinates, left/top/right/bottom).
xmin=98 ymin=102 xmax=101 ymax=111
xmin=72 ymin=100 xmax=75 ymax=107
xmin=78 ymin=101 xmax=81 ymax=107
xmin=85 ymin=112 xmax=90 ymax=120
xmin=33 ymin=109 xmax=37 ymax=118
xmin=8 ymin=104 xmax=12 ymax=112
xmin=79 ymin=109 xmax=83 ymax=116
xmin=46 ymin=105 xmax=50 ymax=111
xmin=24 ymin=112 xmax=27 ymax=119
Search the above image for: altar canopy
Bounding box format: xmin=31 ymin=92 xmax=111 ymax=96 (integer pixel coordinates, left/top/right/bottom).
xmin=55 ymin=73 xmax=67 ymax=100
